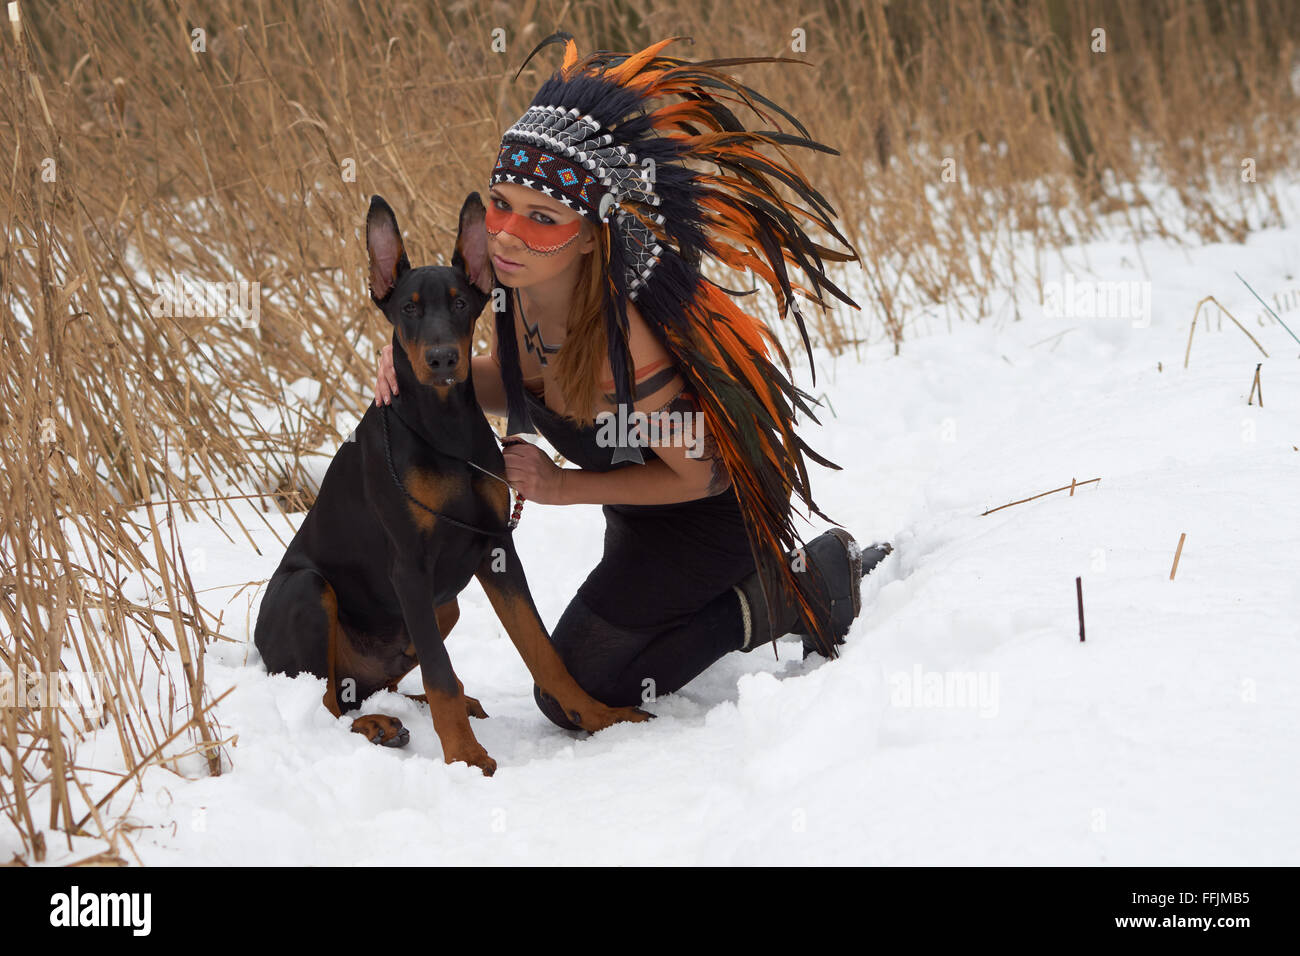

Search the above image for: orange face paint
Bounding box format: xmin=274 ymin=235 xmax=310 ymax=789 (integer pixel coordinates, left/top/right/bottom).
xmin=485 ymin=199 xmax=582 ymax=255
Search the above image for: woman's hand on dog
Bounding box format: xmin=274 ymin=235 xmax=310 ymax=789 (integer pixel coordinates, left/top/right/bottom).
xmin=503 ymin=441 xmax=567 ymax=504
xmin=374 ymin=344 xmax=398 ymax=405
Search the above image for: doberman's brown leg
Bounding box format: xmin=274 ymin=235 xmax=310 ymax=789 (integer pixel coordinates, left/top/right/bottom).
xmin=422 ymin=686 xmax=496 ymax=775
xmin=431 ymin=599 xmax=488 ymax=717
xmin=390 ymin=562 xmax=496 ymax=775
xmin=402 ymin=692 xmax=488 ymax=719
xmin=321 ymin=583 xmax=409 ymax=748
xmin=473 ymin=538 xmax=652 ymax=733
xmin=389 ymin=598 xmax=487 ymax=718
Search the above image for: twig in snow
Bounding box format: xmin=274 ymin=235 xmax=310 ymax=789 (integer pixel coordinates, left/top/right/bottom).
xmin=1248 ymin=363 xmax=1264 ymax=406
xmin=1170 ymin=533 xmax=1187 ymax=581
xmin=981 ymin=477 xmax=1101 ymax=515
xmin=1184 ymin=296 xmax=1268 ymax=369
xmin=1076 ymin=576 xmax=1085 ymax=642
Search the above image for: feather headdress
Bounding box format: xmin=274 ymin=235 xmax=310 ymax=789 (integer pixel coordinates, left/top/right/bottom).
xmin=490 ymin=32 xmax=863 ymax=657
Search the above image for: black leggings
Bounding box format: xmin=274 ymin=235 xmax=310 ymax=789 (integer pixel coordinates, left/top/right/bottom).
xmin=532 ymin=496 xmax=758 ymax=728
xmin=534 ymin=586 xmax=748 ymax=727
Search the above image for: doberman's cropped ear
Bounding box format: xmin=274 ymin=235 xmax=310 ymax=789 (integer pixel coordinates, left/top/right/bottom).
xmin=452 ymin=192 xmax=493 ymax=295
xmin=366 ymin=195 xmax=410 ymax=305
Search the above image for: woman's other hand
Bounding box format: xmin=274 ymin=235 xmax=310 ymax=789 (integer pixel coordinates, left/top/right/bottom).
xmin=374 ymin=344 xmax=398 ymax=405
xmin=503 ymin=440 xmax=567 ymax=505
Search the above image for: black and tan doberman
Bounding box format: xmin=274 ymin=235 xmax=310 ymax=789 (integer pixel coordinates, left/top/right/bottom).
xmin=253 ymin=193 xmax=650 ymax=776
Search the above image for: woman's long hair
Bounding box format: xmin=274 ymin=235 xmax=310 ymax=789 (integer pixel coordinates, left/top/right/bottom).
xmin=490 ymin=221 xmax=618 ymax=427
xmin=551 ymin=221 xmax=614 ymax=426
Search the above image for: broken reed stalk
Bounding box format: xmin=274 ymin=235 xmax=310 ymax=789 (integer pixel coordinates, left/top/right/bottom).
xmin=1076 ymin=576 xmax=1085 ymax=643
xmin=1170 ymin=532 xmax=1187 ymax=581
xmin=1184 ymin=296 xmax=1269 ymax=369
xmin=1248 ymin=363 xmax=1263 ymax=406
xmin=982 ymin=477 xmax=1101 ymax=516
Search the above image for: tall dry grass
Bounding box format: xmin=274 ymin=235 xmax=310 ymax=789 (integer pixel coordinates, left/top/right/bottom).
xmin=1 ymin=0 xmax=1297 ymax=863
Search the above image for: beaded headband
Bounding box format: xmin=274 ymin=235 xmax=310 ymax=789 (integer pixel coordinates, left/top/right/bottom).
xmin=489 ymin=109 xmax=665 ymax=300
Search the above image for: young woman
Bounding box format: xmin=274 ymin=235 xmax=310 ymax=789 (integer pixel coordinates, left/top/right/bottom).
xmin=374 ymin=34 xmax=891 ymax=728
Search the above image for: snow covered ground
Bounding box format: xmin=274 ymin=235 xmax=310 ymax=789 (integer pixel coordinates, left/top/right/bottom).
xmin=11 ymin=193 xmax=1300 ymax=866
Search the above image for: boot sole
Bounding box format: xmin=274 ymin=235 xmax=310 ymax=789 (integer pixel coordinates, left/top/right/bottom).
xmin=796 ymin=528 xmax=861 ymax=655
xmin=828 ymin=528 xmax=864 ymax=625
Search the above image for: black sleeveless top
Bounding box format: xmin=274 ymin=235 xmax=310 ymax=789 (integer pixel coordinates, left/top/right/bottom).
xmin=521 ymin=385 xmax=757 ymax=628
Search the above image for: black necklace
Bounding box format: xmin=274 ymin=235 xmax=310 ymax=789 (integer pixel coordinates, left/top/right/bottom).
xmin=518 ymin=291 xmax=561 ymax=367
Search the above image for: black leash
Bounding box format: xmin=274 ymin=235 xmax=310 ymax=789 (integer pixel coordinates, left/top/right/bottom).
xmin=379 ymin=402 xmax=524 ymax=536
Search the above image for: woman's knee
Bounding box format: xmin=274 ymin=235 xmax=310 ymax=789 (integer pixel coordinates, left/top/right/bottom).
xmin=533 ymin=683 xmax=582 ymax=730
xmin=530 ymin=594 xmax=654 ymax=726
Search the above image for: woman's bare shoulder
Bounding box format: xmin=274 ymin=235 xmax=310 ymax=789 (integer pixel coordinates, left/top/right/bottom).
xmin=597 ymin=301 xmax=675 ymax=391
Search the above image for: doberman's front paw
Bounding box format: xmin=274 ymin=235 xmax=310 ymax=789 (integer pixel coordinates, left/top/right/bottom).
xmin=350 ymin=714 xmax=411 ymax=748
xmin=444 ymin=745 xmax=497 ymax=777
xmin=569 ymin=702 xmax=655 ymax=733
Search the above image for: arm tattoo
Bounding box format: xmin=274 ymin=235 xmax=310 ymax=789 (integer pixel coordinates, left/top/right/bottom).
xmin=640 ymin=384 xmax=731 ymax=497
xmin=694 ymin=428 xmax=729 ymax=496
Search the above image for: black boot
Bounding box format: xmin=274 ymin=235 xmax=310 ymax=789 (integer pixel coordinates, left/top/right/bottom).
xmin=797 ymin=540 xmax=892 ymax=659
xmin=732 ymin=531 xmax=892 ymax=658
